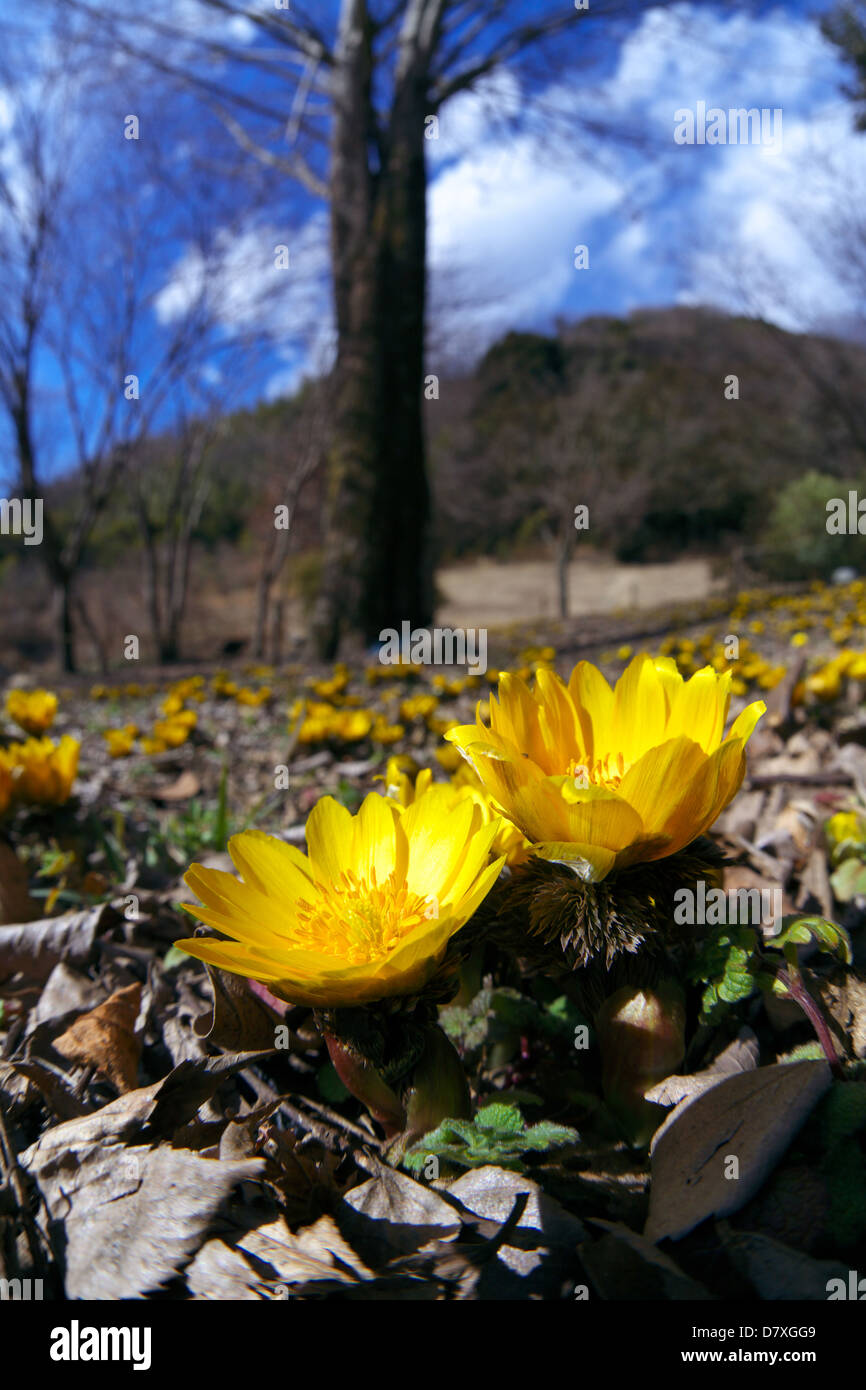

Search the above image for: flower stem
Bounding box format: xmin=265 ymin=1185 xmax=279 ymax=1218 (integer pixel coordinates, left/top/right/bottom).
xmin=776 ymin=968 xmax=844 ymax=1078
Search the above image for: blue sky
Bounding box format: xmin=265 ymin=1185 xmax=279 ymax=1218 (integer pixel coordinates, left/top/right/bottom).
xmin=3 ymin=0 xmax=865 ymax=472
xmin=153 ymin=0 xmax=864 ymax=394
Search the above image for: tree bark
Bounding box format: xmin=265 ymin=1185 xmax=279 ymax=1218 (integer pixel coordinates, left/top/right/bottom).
xmin=55 ymin=576 xmax=76 ymax=675
xmin=312 ymin=2 xmax=434 ymax=657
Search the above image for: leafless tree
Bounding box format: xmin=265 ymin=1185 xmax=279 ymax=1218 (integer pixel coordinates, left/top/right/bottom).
xmin=45 ymin=0 xmax=760 ymax=658
xmin=0 ymin=36 xmax=279 ymax=670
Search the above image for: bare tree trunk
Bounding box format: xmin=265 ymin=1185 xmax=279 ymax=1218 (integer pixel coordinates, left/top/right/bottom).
xmin=312 ymin=3 xmax=433 ymax=657
xmin=75 ymin=593 xmax=109 ymax=674
xmin=270 ymin=595 xmax=285 ymax=666
xmin=54 ymin=577 xmax=76 ymax=674
xmin=557 ymin=533 xmax=570 ymax=620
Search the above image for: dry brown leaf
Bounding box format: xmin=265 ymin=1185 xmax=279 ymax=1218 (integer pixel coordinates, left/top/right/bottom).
xmin=149 ymin=770 xmax=201 ymax=803
xmin=645 ymin=1060 xmax=831 ymax=1243
xmin=580 ymin=1220 xmax=712 ymax=1299
xmin=23 ymin=1140 xmax=264 ymax=1299
xmin=237 ymin=1214 xmax=375 ymax=1288
xmin=54 ymin=982 xmax=143 ymax=1093
xmin=342 ymin=1162 xmax=461 ymax=1258
xmin=193 ymin=960 xmax=285 ymax=1050
xmin=715 ymin=1221 xmax=850 ymax=1300
xmin=0 ymin=905 xmax=104 ymax=983
xmin=19 ymin=1051 xmax=276 ymax=1164
xmin=645 ymin=1027 xmax=760 ymax=1108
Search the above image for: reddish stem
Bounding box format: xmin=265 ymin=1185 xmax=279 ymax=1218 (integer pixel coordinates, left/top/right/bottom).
xmin=777 ymin=968 xmax=845 ymax=1079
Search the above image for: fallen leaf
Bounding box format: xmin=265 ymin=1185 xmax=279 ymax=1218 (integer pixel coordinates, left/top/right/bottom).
xmin=644 ymin=1060 xmax=832 ymax=1243
xmin=580 ymin=1220 xmax=712 ymax=1299
xmin=238 ymin=1214 xmax=374 ymax=1289
xmin=646 ymin=1027 xmax=760 ymax=1108
xmin=444 ymin=1165 xmax=585 ymax=1296
xmin=149 ymin=770 xmax=201 ymax=803
xmin=28 ymin=961 xmax=105 ymax=1031
xmin=715 ymin=1221 xmax=849 ymax=1300
xmin=811 ymin=970 xmax=866 ymax=1060
xmin=0 ymin=905 xmax=106 ymax=984
xmin=54 ymin=982 xmax=142 ymax=1093
xmin=18 ymin=1050 xmax=276 ymax=1160
xmin=193 ymin=960 xmax=285 ymax=1050
xmin=185 ymin=1239 xmax=271 ymax=1300
xmin=22 ymin=1140 xmax=264 ymax=1298
xmin=342 ymin=1162 xmax=461 ymax=1258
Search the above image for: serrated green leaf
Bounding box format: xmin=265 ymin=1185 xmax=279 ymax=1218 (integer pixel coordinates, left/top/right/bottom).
xmin=773 ymin=914 xmax=853 ymax=964
xmin=522 ymin=1120 xmax=579 ymax=1150
xmin=404 ymin=1102 xmax=580 ymax=1174
xmin=475 ymin=1103 xmax=524 ymax=1135
xmin=718 ymin=969 xmax=756 ymax=1003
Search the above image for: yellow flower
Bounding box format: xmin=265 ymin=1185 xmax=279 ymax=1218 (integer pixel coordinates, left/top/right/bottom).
xmin=0 ymin=735 xmax=79 ymax=805
xmin=236 ymin=685 xmax=272 ymax=707
xmin=371 ymin=719 xmax=405 ymax=745
xmin=381 ymin=757 xmax=530 ymax=867
xmin=103 ymin=728 xmax=136 ymax=758
xmin=310 ymin=665 xmax=350 ymax=699
xmin=178 ymin=790 xmax=504 ymax=1007
xmin=825 ymin=809 xmax=865 ymax=859
xmin=5 ymin=688 xmax=58 ymax=735
xmin=151 ymin=712 xmax=196 ymax=748
xmin=445 ymin=653 xmax=765 ymax=881
xmin=334 ymin=709 xmax=373 ymax=741
xmin=399 ymin=694 xmax=439 ymax=723
xmin=435 ymin=744 xmax=463 ymax=773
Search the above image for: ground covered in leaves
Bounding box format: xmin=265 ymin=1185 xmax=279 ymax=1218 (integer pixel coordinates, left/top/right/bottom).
xmin=3 ymin=579 xmax=866 ymax=1300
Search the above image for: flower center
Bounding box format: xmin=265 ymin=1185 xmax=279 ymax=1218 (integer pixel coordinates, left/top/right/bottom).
xmin=294 ymin=868 xmax=438 ymax=964
xmin=568 ymin=752 xmax=627 ymax=790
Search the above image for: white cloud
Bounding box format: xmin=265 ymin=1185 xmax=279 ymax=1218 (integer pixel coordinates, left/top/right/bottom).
xmin=154 ymin=2 xmax=866 ymax=375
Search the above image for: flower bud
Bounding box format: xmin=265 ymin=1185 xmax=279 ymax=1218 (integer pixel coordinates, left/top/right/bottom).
xmin=323 ymin=1032 xmax=405 ymax=1137
xmin=596 ymin=981 xmax=686 ymax=1146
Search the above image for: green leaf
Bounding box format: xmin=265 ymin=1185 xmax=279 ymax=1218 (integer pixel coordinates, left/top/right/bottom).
xmin=770 ymin=914 xmax=853 ymax=965
xmin=475 ymin=1103 xmax=525 ymax=1135
xmin=403 ymin=1103 xmax=579 ymax=1174
xmin=718 ymin=968 xmax=756 ymax=1004
xmin=830 ymin=856 xmax=866 ymax=903
xmin=162 ymin=944 xmax=190 ymax=972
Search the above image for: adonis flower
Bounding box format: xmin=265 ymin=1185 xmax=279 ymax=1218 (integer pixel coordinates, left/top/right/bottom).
xmin=381 ymin=756 xmax=530 ymax=868
xmin=5 ymin=688 xmax=58 ymax=735
xmin=445 ymin=653 xmax=765 ymax=883
xmin=178 ymin=789 xmax=504 ymax=1008
xmin=0 ymin=735 xmax=79 ymax=806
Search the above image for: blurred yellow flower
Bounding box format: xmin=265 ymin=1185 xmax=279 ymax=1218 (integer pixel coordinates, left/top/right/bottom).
xmin=446 ymin=653 xmax=765 ymax=881
xmin=103 ymin=727 xmax=137 ymax=758
xmin=399 ymin=694 xmax=439 ymax=723
xmin=236 ymin=685 xmax=272 ymax=707
xmin=152 ymin=714 xmax=195 ymax=748
xmin=178 ymin=789 xmax=504 ymax=1007
xmin=0 ymin=735 xmax=79 ymax=805
xmin=5 ymin=688 xmax=58 ymax=735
